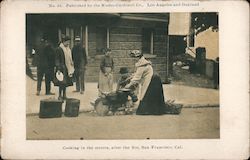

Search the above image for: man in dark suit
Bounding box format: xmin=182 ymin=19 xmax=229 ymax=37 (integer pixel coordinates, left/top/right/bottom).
xmin=36 ymin=37 xmax=55 ymax=95
xmin=72 ymin=36 xmax=88 ymax=94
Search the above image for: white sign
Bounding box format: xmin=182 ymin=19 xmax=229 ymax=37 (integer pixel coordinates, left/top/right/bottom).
xmin=169 ymin=12 xmax=191 ymax=35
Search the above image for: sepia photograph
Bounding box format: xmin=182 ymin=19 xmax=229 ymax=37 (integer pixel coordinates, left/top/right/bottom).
xmin=26 ymin=12 xmax=220 ymax=140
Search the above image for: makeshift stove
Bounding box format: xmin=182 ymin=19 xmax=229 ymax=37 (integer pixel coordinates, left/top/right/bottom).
xmin=94 ymin=89 xmax=135 ymax=116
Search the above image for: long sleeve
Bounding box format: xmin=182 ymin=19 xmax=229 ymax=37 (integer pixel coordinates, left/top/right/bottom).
xmin=116 ymin=79 xmax=121 ymax=91
xmin=55 ymin=48 xmax=63 ymax=71
xmin=131 ymin=67 xmax=144 ymax=83
xmin=72 ymin=47 xmax=79 ymax=68
xmin=100 ymin=57 xmax=106 ymax=73
xmin=125 ymin=67 xmax=144 ymax=88
xmin=55 ymin=48 xmax=60 ymax=68
xmin=111 ymin=58 xmax=114 ymax=71
xmin=46 ymin=46 xmax=55 ymax=68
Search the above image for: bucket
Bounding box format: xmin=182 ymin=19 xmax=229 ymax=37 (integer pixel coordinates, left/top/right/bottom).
xmin=64 ymin=98 xmax=80 ymax=117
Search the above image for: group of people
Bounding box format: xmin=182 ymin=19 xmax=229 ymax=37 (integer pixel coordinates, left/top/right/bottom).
xmin=35 ymin=36 xmax=166 ymax=115
xmin=35 ymin=36 xmax=87 ymax=99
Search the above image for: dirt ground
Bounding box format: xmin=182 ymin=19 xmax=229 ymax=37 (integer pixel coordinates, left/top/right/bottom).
xmin=26 ymin=108 xmax=219 ymax=140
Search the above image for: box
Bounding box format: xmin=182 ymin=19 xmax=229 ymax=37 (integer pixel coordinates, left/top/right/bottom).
xmin=39 ymin=99 xmax=63 ymax=118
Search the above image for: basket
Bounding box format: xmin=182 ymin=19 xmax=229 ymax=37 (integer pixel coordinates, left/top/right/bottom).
xmin=165 ymin=103 xmax=183 ymax=114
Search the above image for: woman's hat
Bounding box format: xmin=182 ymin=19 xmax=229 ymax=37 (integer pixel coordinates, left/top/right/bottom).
xmin=119 ymin=67 xmax=129 ymax=74
xmin=130 ymin=50 xmax=142 ymax=57
xmin=62 ymin=36 xmax=71 ymax=42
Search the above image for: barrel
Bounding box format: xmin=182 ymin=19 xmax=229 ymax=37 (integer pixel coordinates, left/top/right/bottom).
xmin=64 ymin=98 xmax=80 ymax=117
xmin=39 ymin=99 xmax=63 ymax=118
xmin=195 ymin=47 xmax=206 ymax=74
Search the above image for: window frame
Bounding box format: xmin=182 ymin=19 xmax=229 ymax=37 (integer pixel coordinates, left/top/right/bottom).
xmin=142 ymin=28 xmax=154 ymax=55
xmin=95 ymin=26 xmax=109 ymax=55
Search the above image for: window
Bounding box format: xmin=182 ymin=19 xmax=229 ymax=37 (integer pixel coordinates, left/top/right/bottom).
xmin=96 ymin=27 xmax=109 ymax=54
xmin=142 ymin=28 xmax=154 ymax=54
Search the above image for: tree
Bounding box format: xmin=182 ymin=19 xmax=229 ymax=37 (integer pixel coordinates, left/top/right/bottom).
xmin=192 ymin=13 xmax=218 ymax=35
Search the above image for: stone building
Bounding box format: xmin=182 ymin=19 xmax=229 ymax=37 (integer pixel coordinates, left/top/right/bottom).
xmin=26 ymin=13 xmax=170 ymax=82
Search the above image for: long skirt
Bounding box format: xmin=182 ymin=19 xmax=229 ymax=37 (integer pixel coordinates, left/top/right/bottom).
xmin=136 ymin=74 xmax=166 ymax=115
xmin=98 ymin=67 xmax=113 ymax=95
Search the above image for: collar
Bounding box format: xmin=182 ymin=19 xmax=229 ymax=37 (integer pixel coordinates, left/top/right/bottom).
xmin=135 ymin=56 xmax=152 ymax=67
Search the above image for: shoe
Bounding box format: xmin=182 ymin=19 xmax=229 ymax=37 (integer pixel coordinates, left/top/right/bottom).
xmin=46 ymin=92 xmax=55 ymax=95
xmin=36 ymin=91 xmax=40 ymax=96
xmin=63 ymin=96 xmax=67 ymax=100
xmin=58 ymin=96 xmax=63 ymax=101
xmin=90 ymin=101 xmax=95 ymax=107
xmin=73 ymin=90 xmax=80 ymax=93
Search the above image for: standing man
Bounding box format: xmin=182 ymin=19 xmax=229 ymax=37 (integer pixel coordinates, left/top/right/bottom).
xmin=72 ymin=36 xmax=88 ymax=94
xmin=36 ymin=37 xmax=55 ymax=96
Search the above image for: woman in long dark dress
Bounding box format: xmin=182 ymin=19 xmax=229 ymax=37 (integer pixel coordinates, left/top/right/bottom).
xmin=53 ymin=36 xmax=75 ymax=100
xmin=125 ymin=50 xmax=165 ymax=115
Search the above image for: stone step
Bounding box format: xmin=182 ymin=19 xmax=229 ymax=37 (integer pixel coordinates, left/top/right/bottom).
xmin=27 ymin=58 xmax=33 ymax=64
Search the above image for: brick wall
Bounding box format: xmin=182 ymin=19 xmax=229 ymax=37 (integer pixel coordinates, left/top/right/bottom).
xmin=85 ymin=18 xmax=168 ymax=83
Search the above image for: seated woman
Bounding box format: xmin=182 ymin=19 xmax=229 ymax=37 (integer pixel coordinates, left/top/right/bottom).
xmin=116 ymin=67 xmax=138 ymax=103
xmin=125 ymin=50 xmax=165 ymax=115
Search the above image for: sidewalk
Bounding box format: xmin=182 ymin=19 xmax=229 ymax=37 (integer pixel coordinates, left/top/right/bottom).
xmin=26 ymin=76 xmax=219 ymax=115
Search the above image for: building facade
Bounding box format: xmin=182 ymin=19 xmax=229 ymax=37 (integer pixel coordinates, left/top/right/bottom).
xmin=26 ymin=13 xmax=170 ymax=82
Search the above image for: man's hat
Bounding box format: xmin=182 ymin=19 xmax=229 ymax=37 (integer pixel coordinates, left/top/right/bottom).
xmin=119 ymin=67 xmax=129 ymax=74
xmin=74 ymin=36 xmax=81 ymax=41
xmin=102 ymin=48 xmax=112 ymax=53
xmin=41 ymin=35 xmax=49 ymax=42
xmin=130 ymin=50 xmax=142 ymax=57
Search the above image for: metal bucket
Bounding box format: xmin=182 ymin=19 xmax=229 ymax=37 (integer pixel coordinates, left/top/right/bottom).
xmin=64 ymin=98 xmax=80 ymax=117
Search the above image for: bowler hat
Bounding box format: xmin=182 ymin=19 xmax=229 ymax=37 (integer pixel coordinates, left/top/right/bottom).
xmin=62 ymin=36 xmax=71 ymax=42
xmin=102 ymin=48 xmax=111 ymax=53
xmin=119 ymin=67 xmax=129 ymax=74
xmin=74 ymin=36 xmax=81 ymax=41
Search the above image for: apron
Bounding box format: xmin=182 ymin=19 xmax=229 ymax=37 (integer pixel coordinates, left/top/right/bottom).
xmin=98 ymin=67 xmax=113 ymax=95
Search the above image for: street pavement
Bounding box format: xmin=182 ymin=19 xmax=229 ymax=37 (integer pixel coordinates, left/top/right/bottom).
xmin=26 ymin=76 xmax=219 ymax=115
xmin=27 ymin=108 xmax=219 ymax=140
xmin=26 ymin=76 xmax=220 ymax=139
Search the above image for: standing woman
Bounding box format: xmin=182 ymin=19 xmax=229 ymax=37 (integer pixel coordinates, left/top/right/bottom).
xmin=98 ymin=48 xmax=114 ymax=95
xmin=125 ymin=50 xmax=165 ymax=115
xmin=54 ymin=36 xmax=75 ymax=100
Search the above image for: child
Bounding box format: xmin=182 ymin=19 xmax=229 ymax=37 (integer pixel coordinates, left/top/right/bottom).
xmin=116 ymin=67 xmax=138 ymax=103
